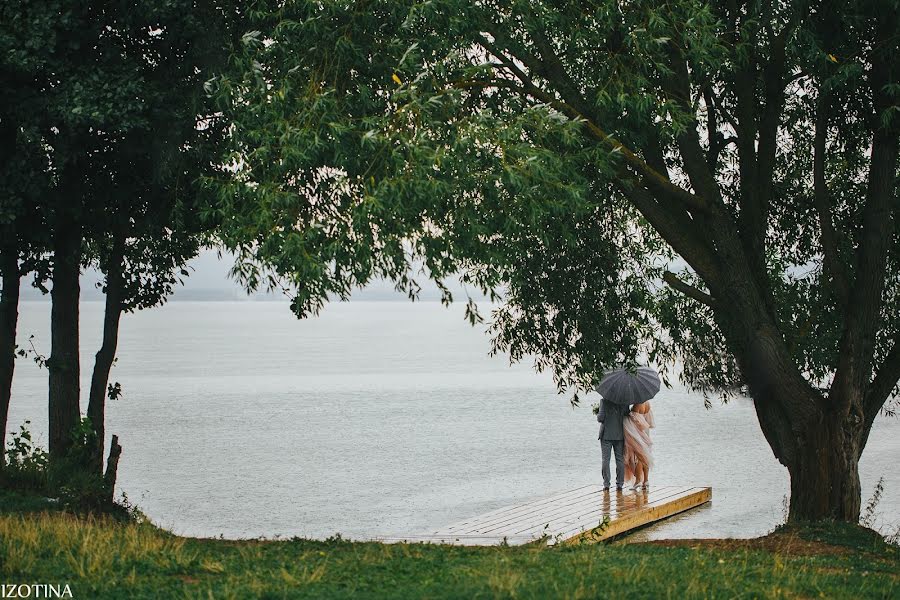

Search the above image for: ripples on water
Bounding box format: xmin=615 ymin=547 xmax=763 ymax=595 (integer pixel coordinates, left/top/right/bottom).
xmin=8 ymin=301 xmax=899 ymax=540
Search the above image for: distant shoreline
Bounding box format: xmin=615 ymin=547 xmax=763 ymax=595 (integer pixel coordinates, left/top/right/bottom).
xmin=18 ymin=297 xmax=488 ymax=303
xmin=19 ymin=288 xmax=493 ymax=303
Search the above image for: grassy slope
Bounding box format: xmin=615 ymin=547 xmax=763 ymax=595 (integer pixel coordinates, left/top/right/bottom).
xmin=1 ymin=491 xmax=897 ymax=599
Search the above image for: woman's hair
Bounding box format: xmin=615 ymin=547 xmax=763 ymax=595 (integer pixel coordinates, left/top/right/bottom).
xmin=632 ymin=401 xmax=651 ymax=414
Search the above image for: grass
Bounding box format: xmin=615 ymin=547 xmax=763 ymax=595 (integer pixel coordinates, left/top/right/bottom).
xmin=1 ymin=493 xmax=898 ymax=599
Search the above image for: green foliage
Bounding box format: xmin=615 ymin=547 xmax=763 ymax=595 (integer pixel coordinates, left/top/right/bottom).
xmin=1 ymin=418 xmax=119 ymax=513
xmin=1 ymin=421 xmax=49 ymax=491
xmin=45 ymin=417 xmax=114 ymax=512
xmin=14 ymin=335 xmax=47 ymax=369
xmin=0 ymin=0 xmax=245 ymax=304
xmin=209 ymin=0 xmax=900 ymax=409
xmin=1 ymin=0 xmax=251 ymax=471
xmin=107 ymin=381 xmax=123 ymax=402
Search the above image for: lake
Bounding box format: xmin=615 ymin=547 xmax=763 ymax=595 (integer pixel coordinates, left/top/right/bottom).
xmin=7 ymin=301 xmax=899 ymax=540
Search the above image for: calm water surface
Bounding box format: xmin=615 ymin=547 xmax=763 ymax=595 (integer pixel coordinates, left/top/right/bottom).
xmin=8 ymin=301 xmax=899 ymax=540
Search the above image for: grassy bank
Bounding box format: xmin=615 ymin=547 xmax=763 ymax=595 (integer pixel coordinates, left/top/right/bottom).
xmin=1 ymin=491 xmax=897 ymax=599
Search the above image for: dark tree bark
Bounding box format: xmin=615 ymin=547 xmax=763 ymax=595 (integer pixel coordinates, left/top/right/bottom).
xmin=787 ymin=411 xmax=862 ymax=521
xmin=0 ymin=246 xmax=21 ymax=470
xmin=103 ymin=434 xmax=122 ymax=504
xmin=48 ymin=217 xmax=82 ymax=461
xmin=87 ymin=234 xmax=125 ymax=473
xmin=746 ymin=366 xmax=865 ymax=521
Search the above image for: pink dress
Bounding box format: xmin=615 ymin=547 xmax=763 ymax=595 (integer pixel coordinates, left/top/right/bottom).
xmin=623 ymin=407 xmax=654 ymax=483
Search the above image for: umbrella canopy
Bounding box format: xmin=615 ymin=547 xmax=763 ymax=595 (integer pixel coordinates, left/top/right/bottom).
xmin=594 ymin=366 xmax=661 ymax=406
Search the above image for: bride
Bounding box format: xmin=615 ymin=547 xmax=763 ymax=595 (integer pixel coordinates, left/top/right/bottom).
xmin=624 ymin=401 xmax=654 ymax=490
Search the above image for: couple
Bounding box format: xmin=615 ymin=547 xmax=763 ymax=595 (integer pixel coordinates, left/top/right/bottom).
xmin=596 ymin=398 xmax=654 ymax=492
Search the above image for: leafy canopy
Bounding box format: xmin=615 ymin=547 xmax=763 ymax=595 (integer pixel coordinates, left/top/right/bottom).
xmin=1 ymin=0 xmax=244 ymax=307
xmin=208 ymin=0 xmax=899 ymax=406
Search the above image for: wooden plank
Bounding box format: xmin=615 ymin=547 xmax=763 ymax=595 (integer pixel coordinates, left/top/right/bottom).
xmin=505 ymin=487 xmax=693 ymax=539
xmin=384 ymin=485 xmax=712 ymax=546
xmin=478 ymin=487 xmax=686 ymax=537
xmin=443 ymin=488 xmax=606 ymax=534
xmin=439 ymin=485 xmax=597 ymax=533
xmin=440 ymin=485 xmax=679 ymax=536
xmin=562 ymin=487 xmax=712 ymax=544
xmin=505 ymin=490 xmax=679 ymax=537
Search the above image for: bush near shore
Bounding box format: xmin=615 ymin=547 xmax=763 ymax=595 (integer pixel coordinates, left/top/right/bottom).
xmin=1 ymin=489 xmax=897 ymax=599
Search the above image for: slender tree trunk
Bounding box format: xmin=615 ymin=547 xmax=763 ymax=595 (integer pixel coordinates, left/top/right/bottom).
xmin=48 ymin=219 xmax=82 ymax=461
xmin=0 ymin=105 xmax=21 ymax=471
xmin=0 ymin=246 xmax=21 ymax=470
xmin=87 ymin=236 xmax=125 ymax=473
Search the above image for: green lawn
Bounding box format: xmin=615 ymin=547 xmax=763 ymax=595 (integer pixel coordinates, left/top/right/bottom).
xmin=1 ymin=490 xmax=897 ymax=599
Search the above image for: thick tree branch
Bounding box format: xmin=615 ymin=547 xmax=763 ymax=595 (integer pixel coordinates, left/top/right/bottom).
xmin=662 ymin=271 xmax=718 ymax=309
xmin=812 ymin=88 xmax=850 ymax=305
xmin=731 ymin=7 xmax=800 ymax=332
xmin=755 ymin=18 xmax=792 ymax=208
xmin=746 ymin=14 xmax=795 ymax=300
xmin=661 ymin=49 xmax=722 ymax=203
xmin=621 ymin=179 xmax=723 ymax=289
xmin=638 ymin=128 xmax=672 ymax=182
xmin=831 ymin=10 xmax=900 ymax=413
xmin=752 ymin=387 xmax=799 ymax=467
xmin=703 ymin=87 xmax=725 ymax=171
xmin=723 ymin=3 xmax=766 ymax=291
xmin=527 ymin=27 xmax=588 ymax=111
xmin=475 ymin=35 xmax=539 ymax=94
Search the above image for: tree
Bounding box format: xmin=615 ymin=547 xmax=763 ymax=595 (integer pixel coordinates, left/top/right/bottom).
xmin=211 ymin=0 xmax=899 ymax=522
xmin=0 ymin=64 xmax=52 ymax=470
xmin=0 ymin=0 xmax=241 ymax=481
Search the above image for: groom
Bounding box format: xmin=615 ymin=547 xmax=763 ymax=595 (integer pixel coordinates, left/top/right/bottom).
xmin=597 ymin=398 xmax=631 ymax=491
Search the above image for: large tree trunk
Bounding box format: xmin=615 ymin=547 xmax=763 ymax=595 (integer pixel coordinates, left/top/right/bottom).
xmin=0 ymin=246 xmax=20 ymax=471
xmin=718 ymin=285 xmax=865 ymax=524
xmin=87 ymin=236 xmax=125 ymax=473
xmin=48 ymin=219 xmax=82 ymax=461
xmin=786 ymin=415 xmax=862 ymax=522
xmin=748 ymin=364 xmax=865 ymax=523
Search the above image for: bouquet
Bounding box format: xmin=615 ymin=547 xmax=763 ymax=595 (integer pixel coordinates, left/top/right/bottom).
xmin=591 ymin=402 xmax=601 ymax=415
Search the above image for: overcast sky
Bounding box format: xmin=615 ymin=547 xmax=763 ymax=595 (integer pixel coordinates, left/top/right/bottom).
xmin=20 ymin=248 xmax=486 ymax=302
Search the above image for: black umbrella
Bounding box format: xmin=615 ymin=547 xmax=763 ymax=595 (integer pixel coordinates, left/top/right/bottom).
xmin=594 ymin=366 xmax=661 ymax=406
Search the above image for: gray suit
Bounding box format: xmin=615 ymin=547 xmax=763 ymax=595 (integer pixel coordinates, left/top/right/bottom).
xmin=597 ymin=399 xmax=630 ymax=488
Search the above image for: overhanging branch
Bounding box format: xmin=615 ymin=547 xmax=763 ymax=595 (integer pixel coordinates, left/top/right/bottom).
xmin=663 ymin=271 xmax=718 ymax=310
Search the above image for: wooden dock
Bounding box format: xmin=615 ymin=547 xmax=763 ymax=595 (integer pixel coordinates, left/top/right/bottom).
xmin=380 ymin=485 xmax=711 ymax=546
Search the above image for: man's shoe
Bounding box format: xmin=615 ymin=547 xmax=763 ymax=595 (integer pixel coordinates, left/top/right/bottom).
xmin=616 ymin=486 xmax=624 ymax=492
xmin=602 ymin=485 xmax=610 ymax=492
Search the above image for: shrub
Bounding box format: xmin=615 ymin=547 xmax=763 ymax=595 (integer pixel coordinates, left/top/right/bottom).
xmin=2 ymin=419 xmax=124 ymax=516
xmin=1 ymin=421 xmax=50 ymax=492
